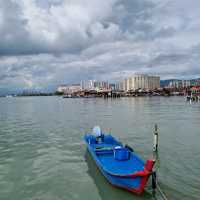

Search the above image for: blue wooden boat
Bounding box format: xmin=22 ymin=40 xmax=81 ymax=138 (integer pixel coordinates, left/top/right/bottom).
xmin=84 ymin=127 xmax=155 ymax=195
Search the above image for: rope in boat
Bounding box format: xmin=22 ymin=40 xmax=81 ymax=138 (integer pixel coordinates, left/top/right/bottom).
xmin=151 ymin=155 xmax=169 ymax=200
xmin=156 ymin=183 xmax=169 ymax=200
xmin=151 ymin=172 xmax=169 ymax=200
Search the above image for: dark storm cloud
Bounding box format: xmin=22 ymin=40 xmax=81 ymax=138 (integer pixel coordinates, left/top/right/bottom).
xmin=0 ymin=0 xmax=200 ymax=90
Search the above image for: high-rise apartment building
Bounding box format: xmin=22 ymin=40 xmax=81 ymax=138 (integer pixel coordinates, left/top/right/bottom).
xmin=123 ymin=74 xmax=160 ymax=91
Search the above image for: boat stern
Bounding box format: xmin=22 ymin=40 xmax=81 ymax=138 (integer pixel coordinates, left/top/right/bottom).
xmin=132 ymin=159 xmax=155 ymax=194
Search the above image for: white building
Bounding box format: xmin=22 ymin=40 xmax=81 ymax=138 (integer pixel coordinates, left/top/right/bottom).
xmin=81 ymin=80 xmax=109 ymax=90
xmin=116 ymin=81 xmax=124 ymax=91
xmin=168 ymin=80 xmax=191 ymax=88
xmin=57 ymin=84 xmax=81 ymax=94
xmin=123 ymin=74 xmax=160 ymax=91
xmin=81 ymin=80 xmax=96 ymax=90
xmin=182 ymin=80 xmax=191 ymax=88
xmin=65 ymin=84 xmax=81 ymax=94
xmin=57 ymin=85 xmax=68 ymax=93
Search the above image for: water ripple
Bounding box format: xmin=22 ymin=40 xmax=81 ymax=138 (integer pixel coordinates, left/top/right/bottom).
xmin=0 ymin=96 xmax=200 ymax=200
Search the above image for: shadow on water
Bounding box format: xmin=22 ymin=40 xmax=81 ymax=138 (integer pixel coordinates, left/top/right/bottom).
xmin=84 ymin=151 xmax=154 ymax=200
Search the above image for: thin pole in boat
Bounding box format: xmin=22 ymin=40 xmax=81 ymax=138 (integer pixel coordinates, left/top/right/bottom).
xmin=153 ymin=124 xmax=159 ymax=152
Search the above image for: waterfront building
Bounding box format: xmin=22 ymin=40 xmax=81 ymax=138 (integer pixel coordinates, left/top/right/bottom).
xmin=182 ymin=80 xmax=191 ymax=88
xmin=95 ymin=81 xmax=110 ymax=90
xmin=191 ymin=86 xmax=200 ymax=93
xmin=115 ymin=83 xmax=121 ymax=91
xmin=118 ymin=81 xmax=124 ymax=91
xmin=81 ymin=80 xmax=109 ymax=90
xmin=123 ymin=79 xmax=128 ymax=91
xmin=109 ymin=84 xmax=116 ymax=90
xmin=117 ymin=80 xmax=123 ymax=91
xmin=57 ymin=85 xmax=68 ymax=93
xmin=190 ymin=79 xmax=200 ymax=87
xmin=65 ymin=84 xmax=81 ymax=94
xmin=123 ymin=74 xmax=160 ymax=91
xmin=57 ymin=84 xmax=81 ymax=94
xmin=168 ymin=80 xmax=191 ymax=88
xmin=81 ymin=80 xmax=96 ymax=90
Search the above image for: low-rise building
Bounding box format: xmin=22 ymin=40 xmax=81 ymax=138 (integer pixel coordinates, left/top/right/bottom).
xmin=191 ymin=86 xmax=200 ymax=93
xmin=65 ymin=84 xmax=81 ymax=94
xmin=57 ymin=85 xmax=68 ymax=93
xmin=57 ymin=84 xmax=81 ymax=94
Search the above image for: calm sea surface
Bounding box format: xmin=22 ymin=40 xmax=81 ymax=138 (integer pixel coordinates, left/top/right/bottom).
xmin=0 ymin=96 xmax=200 ymax=200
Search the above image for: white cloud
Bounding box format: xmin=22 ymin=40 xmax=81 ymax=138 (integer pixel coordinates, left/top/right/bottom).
xmin=0 ymin=0 xmax=200 ymax=92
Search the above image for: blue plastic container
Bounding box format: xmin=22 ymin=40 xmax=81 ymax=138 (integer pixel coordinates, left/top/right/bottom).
xmin=114 ymin=147 xmax=130 ymax=161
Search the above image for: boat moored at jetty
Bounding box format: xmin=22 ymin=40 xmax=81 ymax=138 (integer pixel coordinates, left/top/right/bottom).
xmin=84 ymin=127 xmax=155 ymax=195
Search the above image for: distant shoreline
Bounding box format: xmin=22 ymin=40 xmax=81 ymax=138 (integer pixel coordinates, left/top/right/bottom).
xmin=0 ymin=94 xmax=183 ymax=98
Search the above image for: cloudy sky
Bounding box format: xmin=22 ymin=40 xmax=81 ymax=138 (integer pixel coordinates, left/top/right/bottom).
xmin=0 ymin=0 xmax=200 ymax=92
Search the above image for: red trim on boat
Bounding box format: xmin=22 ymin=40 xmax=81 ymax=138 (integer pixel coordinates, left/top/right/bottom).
xmin=103 ymin=159 xmax=154 ymax=178
xmin=108 ymin=159 xmax=155 ymax=194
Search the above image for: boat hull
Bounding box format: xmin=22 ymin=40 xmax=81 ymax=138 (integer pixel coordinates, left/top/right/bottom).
xmin=84 ymin=134 xmax=154 ymax=194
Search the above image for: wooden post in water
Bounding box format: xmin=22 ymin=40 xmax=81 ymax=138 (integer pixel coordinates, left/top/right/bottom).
xmin=190 ymin=92 xmax=193 ymax=104
xmin=153 ymin=124 xmax=159 ymax=152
